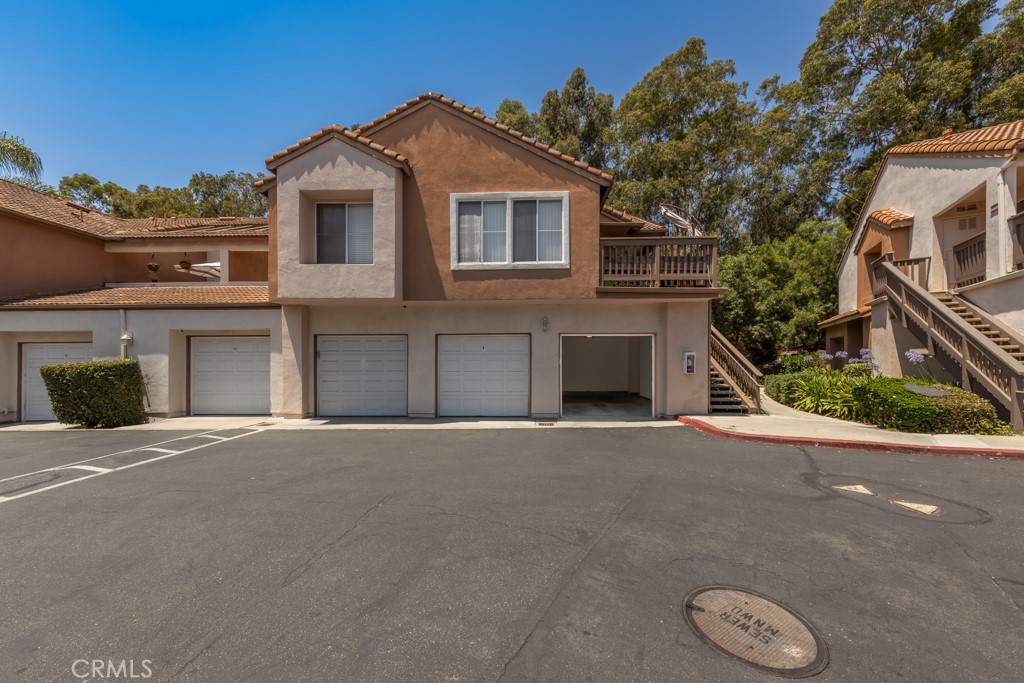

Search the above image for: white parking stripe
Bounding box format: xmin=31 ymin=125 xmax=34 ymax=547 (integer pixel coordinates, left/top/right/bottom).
xmin=67 ymin=465 xmax=112 ymax=474
xmin=133 ymin=447 xmax=179 ymax=455
xmin=194 ymin=434 xmax=229 ymax=441
xmin=0 ymin=428 xmax=252 ymax=485
xmin=0 ymin=429 xmax=264 ymax=504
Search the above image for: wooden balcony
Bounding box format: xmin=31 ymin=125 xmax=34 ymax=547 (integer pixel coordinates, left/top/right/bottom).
xmin=948 ymin=234 xmax=986 ymax=288
xmin=598 ymin=237 xmax=721 ymax=296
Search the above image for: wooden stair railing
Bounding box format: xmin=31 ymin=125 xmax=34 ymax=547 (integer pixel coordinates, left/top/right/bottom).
xmin=709 ymin=325 xmax=762 ymax=413
xmin=871 ymin=253 xmax=1024 ymax=430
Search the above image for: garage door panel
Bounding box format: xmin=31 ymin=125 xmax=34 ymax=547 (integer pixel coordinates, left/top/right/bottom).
xmin=22 ymin=343 xmax=92 ymax=421
xmin=192 ymin=337 xmax=270 ymax=415
xmin=318 ymin=336 xmax=407 ymax=416
xmin=438 ymin=335 xmax=529 ymax=417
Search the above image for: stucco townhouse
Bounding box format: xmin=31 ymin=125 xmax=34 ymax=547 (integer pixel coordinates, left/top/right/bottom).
xmin=1 ymin=93 xmax=754 ymax=423
xmin=820 ymin=119 xmax=1024 ymax=428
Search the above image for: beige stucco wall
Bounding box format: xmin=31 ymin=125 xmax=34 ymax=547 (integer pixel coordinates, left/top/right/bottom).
xmin=959 ymin=271 xmax=1024 ymax=337
xmin=0 ymin=308 xmax=279 ymax=422
xmin=274 ymin=137 xmax=402 ymax=301
xmin=278 ymin=301 xmax=709 ymax=418
xmin=838 ymin=156 xmax=1003 ymax=311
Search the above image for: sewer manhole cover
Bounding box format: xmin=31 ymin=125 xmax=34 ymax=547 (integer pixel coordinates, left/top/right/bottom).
xmin=683 ymin=586 xmax=829 ymax=678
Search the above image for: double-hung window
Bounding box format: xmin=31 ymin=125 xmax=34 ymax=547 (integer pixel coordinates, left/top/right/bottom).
xmin=451 ymin=192 xmax=569 ymax=269
xmin=316 ymin=203 xmax=373 ymax=264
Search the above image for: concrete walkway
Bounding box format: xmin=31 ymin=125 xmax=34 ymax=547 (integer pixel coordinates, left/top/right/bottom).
xmin=679 ymin=394 xmax=1024 ymax=459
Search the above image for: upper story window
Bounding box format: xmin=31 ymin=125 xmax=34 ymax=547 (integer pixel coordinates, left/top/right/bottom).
xmin=316 ymin=203 xmax=373 ymax=264
xmin=450 ymin=192 xmax=569 ymax=270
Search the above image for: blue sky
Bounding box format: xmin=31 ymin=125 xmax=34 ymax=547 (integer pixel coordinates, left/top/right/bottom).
xmin=3 ymin=1 xmax=828 ymax=189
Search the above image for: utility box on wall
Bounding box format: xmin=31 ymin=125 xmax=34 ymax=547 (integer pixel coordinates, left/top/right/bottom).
xmin=683 ymin=351 xmax=696 ymax=374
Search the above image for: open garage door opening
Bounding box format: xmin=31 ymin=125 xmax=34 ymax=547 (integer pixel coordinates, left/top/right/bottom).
xmin=560 ymin=335 xmax=654 ymax=419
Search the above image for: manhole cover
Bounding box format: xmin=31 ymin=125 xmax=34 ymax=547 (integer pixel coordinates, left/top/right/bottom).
xmin=683 ymin=586 xmax=829 ymax=678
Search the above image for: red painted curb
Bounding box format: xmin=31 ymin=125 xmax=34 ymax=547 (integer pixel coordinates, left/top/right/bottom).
xmin=676 ymin=416 xmax=1024 ymax=461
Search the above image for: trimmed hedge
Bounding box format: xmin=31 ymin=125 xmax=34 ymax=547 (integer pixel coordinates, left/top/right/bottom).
xmin=39 ymin=359 xmax=146 ymax=428
xmin=764 ymin=368 xmax=820 ymax=406
xmin=850 ymin=377 xmax=939 ymax=432
xmin=929 ymin=388 xmax=1013 ymax=435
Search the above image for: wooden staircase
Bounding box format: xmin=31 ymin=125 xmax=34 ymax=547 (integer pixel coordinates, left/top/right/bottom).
xmin=871 ymin=254 xmax=1024 ymax=429
xmin=709 ymin=367 xmax=752 ymax=413
xmin=709 ymin=326 xmax=762 ymax=414
xmin=934 ymin=294 xmax=1024 ymax=363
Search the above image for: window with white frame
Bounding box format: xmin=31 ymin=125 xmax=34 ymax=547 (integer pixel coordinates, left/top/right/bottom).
xmin=451 ymin=192 xmax=569 ymax=269
xmin=316 ymin=203 xmax=373 ymax=264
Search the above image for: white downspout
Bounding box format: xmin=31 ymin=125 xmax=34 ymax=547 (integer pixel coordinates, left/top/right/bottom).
xmin=119 ymin=309 xmax=131 ymax=359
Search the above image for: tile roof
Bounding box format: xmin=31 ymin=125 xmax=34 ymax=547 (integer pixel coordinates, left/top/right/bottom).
xmin=0 ymin=285 xmax=272 ymax=309
xmin=0 ymin=178 xmax=124 ymax=238
xmin=264 ymin=124 xmax=410 ymax=172
xmin=600 ymin=206 xmax=666 ymax=232
xmin=358 ymin=92 xmax=614 ymax=183
xmin=888 ymin=119 xmax=1024 ymax=156
xmin=0 ymin=178 xmax=268 ymax=241
xmin=867 ymin=208 xmax=913 ymax=227
xmin=113 ymin=216 xmax=268 ymax=238
xmin=818 ymin=308 xmax=869 ymax=327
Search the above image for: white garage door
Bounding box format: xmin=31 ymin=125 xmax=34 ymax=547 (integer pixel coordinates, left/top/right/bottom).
xmin=438 ymin=335 xmax=529 ymax=416
xmin=22 ymin=343 xmax=92 ymax=421
xmin=318 ymin=336 xmax=407 ymax=416
xmin=192 ymin=337 xmax=270 ymax=415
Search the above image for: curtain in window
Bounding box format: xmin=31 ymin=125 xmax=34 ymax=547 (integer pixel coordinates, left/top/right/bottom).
xmin=537 ymin=200 xmax=562 ymax=261
xmin=316 ymin=204 xmax=347 ymax=264
xmin=512 ymin=200 xmax=537 ymax=262
xmin=482 ymin=201 xmax=507 ymax=262
xmin=346 ymin=204 xmax=374 ymax=264
xmin=458 ymin=202 xmax=482 ymax=262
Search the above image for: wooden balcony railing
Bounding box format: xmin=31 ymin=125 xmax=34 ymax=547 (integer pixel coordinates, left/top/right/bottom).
xmin=599 ymin=237 xmax=717 ymax=289
xmin=710 ymin=325 xmax=762 ymax=413
xmin=948 ymin=234 xmax=986 ymax=288
xmin=891 ymin=256 xmax=930 ymax=290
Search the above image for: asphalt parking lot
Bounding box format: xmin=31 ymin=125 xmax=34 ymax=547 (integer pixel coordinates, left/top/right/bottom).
xmin=0 ymin=425 xmax=1021 ymax=682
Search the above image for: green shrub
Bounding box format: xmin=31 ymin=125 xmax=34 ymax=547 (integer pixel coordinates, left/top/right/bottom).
xmin=851 ymin=377 xmax=940 ymax=432
xmin=841 ymin=363 xmax=873 ymax=379
xmin=764 ymin=369 xmax=820 ymax=406
xmin=792 ymin=369 xmax=862 ymax=420
xmin=778 ymin=354 xmax=822 ymax=374
xmin=39 ymin=359 xmax=146 ymax=428
xmin=929 ymin=389 xmax=1013 ymax=435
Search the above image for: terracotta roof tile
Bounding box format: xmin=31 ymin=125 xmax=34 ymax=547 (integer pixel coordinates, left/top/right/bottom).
xmin=358 ymin=93 xmax=614 ymax=183
xmin=818 ymin=308 xmax=869 ymax=327
xmin=264 ymin=124 xmax=410 ymax=171
xmin=600 ymin=206 xmax=666 ymax=232
xmin=867 ymin=208 xmax=913 ymax=227
xmin=888 ymin=120 xmax=1024 ymax=156
xmin=0 ymin=286 xmax=272 ymax=309
xmin=0 ymin=178 xmax=268 ymax=241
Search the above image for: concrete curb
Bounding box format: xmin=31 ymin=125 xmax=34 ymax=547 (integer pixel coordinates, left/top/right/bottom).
xmin=676 ymin=416 xmax=1024 ymax=461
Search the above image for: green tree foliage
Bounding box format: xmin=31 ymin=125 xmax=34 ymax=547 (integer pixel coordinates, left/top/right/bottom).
xmin=974 ymin=0 xmax=1024 ymax=121
xmin=611 ymin=38 xmax=757 ymax=251
xmin=713 ymin=220 xmax=850 ymax=363
xmin=796 ymin=0 xmax=1001 ymax=225
xmin=535 ymin=67 xmax=614 ymax=169
xmin=495 ymin=98 xmax=537 ymax=137
xmin=56 ymin=170 xmax=267 ymax=218
xmin=0 ymin=132 xmax=43 ymax=179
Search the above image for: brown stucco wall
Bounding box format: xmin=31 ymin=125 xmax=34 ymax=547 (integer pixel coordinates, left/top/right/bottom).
xmin=855 ymin=222 xmax=910 ymax=306
xmin=268 ymin=186 xmax=278 ymax=299
xmin=366 ymin=104 xmax=606 ymax=301
xmin=229 ymin=250 xmax=269 ymax=281
xmin=0 ymin=213 xmax=112 ymax=297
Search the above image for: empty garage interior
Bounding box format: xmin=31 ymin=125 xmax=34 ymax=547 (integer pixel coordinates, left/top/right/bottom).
xmin=561 ymin=335 xmax=653 ymax=418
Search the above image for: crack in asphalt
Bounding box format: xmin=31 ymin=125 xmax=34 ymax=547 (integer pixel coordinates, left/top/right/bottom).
xmin=421 ymin=504 xmax=586 ymax=549
xmin=168 ymin=632 xmax=227 ymax=681
xmin=280 ymin=491 xmax=395 ymax=588
xmin=496 ymin=481 xmax=642 ymax=682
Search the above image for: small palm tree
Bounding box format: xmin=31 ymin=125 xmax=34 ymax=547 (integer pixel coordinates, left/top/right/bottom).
xmin=0 ymin=132 xmax=43 ymax=179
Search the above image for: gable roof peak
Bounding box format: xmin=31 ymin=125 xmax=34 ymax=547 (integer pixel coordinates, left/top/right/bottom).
xmin=358 ymin=92 xmax=614 ymax=184
xmin=264 ymin=124 xmax=411 ymax=172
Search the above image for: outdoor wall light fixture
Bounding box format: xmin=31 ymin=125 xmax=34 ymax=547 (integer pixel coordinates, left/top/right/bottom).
xmin=119 ymin=332 xmax=134 ymax=345
xmin=541 ymin=317 xmax=549 ymax=332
